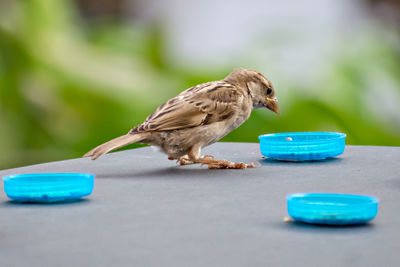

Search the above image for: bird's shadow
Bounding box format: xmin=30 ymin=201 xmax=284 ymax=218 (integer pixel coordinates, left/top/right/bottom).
xmin=97 ymin=164 xmax=251 ymax=179
xmin=96 ymin=166 xmax=218 ymax=178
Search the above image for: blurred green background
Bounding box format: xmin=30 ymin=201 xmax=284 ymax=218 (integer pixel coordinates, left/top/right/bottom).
xmin=0 ymin=0 xmax=399 ymax=170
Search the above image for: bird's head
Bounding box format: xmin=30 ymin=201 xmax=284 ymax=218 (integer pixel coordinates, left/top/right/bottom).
xmin=224 ymin=68 xmax=279 ymax=114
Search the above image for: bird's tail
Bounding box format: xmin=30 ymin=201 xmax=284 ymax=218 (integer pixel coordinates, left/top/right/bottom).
xmin=83 ymin=133 xmax=145 ymax=160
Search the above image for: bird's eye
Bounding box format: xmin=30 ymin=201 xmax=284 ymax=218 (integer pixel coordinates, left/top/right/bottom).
xmin=267 ymin=87 xmax=272 ymax=95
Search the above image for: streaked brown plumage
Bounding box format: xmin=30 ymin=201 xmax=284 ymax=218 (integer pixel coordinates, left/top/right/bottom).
xmin=84 ymin=68 xmax=279 ymax=169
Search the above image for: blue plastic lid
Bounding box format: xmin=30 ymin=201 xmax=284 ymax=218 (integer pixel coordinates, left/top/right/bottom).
xmin=287 ymin=193 xmax=379 ymax=225
xmin=259 ymin=132 xmax=346 ymax=161
xmin=3 ymin=173 xmax=94 ymax=202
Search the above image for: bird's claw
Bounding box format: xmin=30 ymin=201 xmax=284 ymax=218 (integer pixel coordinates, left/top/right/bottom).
xmin=204 ymin=159 xmax=254 ymax=169
xmin=180 ymin=154 xmax=254 ymax=169
xmin=178 ymin=155 xmax=194 ymax=166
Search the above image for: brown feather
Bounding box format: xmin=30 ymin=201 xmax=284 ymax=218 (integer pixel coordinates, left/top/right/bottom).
xmin=83 ymin=133 xmax=146 ymax=160
xmin=132 ymin=81 xmax=243 ymax=133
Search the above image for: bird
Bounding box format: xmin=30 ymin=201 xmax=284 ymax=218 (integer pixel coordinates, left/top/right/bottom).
xmin=83 ymin=68 xmax=279 ymax=169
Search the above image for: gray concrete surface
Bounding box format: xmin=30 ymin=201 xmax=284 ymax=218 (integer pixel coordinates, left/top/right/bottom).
xmin=1 ymin=143 xmax=399 ymax=267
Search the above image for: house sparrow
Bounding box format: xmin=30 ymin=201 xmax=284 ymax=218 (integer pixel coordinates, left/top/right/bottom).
xmin=84 ymin=68 xmax=279 ymax=169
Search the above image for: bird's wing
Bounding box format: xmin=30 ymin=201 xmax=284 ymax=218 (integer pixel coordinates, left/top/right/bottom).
xmin=132 ymin=81 xmax=244 ymax=132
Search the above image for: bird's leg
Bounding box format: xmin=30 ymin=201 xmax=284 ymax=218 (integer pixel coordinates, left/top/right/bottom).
xmin=188 ymin=146 xmax=254 ymax=169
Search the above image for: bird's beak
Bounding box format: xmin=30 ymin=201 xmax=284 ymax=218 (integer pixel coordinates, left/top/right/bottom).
xmin=266 ymin=97 xmax=280 ymax=114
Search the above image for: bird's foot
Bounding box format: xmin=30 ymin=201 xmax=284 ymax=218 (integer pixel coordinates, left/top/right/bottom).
xmin=178 ymin=155 xmax=195 ymax=165
xmin=196 ymin=156 xmax=254 ymax=169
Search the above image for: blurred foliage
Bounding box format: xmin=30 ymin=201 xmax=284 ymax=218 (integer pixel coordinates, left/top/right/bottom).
xmin=0 ymin=0 xmax=399 ymax=170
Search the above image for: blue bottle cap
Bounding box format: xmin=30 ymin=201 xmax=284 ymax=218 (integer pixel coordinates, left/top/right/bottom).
xmin=3 ymin=173 xmax=94 ymax=202
xmin=287 ymin=193 xmax=379 ymax=225
xmin=259 ymin=132 xmax=346 ymax=161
